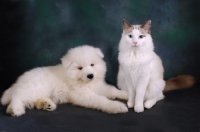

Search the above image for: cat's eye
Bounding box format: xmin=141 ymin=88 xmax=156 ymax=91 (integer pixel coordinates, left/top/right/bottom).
xmin=139 ymin=35 xmax=143 ymax=38
xmin=91 ymin=64 xmax=94 ymax=66
xmin=78 ymin=67 xmax=83 ymax=70
xmin=139 ymin=35 xmax=145 ymax=39
xmin=129 ymin=35 xmax=132 ymax=38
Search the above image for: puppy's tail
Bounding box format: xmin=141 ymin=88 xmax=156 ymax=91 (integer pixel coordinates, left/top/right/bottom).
xmin=1 ymin=88 xmax=12 ymax=105
xmin=163 ymin=75 xmax=195 ymax=93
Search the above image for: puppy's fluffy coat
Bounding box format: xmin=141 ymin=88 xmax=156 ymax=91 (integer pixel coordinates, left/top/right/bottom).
xmin=1 ymin=45 xmax=128 ymax=117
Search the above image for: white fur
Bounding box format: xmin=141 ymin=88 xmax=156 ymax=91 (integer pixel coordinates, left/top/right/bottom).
xmin=117 ymin=23 xmax=165 ymax=113
xmin=1 ymin=45 xmax=128 ymax=116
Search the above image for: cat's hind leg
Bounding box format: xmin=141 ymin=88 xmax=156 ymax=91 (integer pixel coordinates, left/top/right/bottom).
xmin=144 ymin=98 xmax=157 ymax=109
xmin=144 ymin=93 xmax=164 ymax=109
xmin=35 ymin=98 xmax=57 ymax=111
xmin=144 ymin=79 xmax=165 ymax=109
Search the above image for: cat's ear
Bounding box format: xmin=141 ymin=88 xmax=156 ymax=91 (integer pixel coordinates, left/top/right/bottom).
xmin=141 ymin=20 xmax=151 ymax=33
xmin=122 ymin=19 xmax=132 ymax=30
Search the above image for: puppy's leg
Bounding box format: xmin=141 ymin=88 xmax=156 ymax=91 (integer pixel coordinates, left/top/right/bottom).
xmin=70 ymin=91 xmax=128 ymax=114
xmin=96 ymin=84 xmax=128 ymax=100
xmin=35 ymin=98 xmax=57 ymax=111
xmin=1 ymin=89 xmax=12 ymax=105
xmin=6 ymin=99 xmax=25 ymax=117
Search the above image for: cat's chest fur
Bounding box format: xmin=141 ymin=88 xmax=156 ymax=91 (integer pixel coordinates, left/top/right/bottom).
xmin=118 ymin=50 xmax=154 ymax=87
xmin=119 ymin=51 xmax=153 ymax=68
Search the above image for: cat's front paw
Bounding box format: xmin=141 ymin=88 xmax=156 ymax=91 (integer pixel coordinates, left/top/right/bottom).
xmin=127 ymin=101 xmax=134 ymax=108
xmin=134 ymin=105 xmax=144 ymax=113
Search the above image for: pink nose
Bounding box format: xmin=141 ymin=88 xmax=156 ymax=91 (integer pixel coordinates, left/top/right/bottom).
xmin=133 ymin=42 xmax=137 ymax=44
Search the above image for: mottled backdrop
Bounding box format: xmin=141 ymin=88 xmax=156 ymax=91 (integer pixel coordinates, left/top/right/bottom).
xmin=0 ymin=0 xmax=200 ymax=92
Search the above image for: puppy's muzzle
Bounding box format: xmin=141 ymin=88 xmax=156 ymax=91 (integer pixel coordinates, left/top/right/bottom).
xmin=87 ymin=74 xmax=94 ymax=79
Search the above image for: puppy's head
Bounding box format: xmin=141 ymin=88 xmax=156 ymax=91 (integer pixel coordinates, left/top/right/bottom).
xmin=61 ymin=45 xmax=106 ymax=83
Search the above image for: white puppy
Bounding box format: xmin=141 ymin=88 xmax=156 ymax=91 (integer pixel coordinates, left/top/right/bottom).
xmin=1 ymin=45 xmax=128 ymax=117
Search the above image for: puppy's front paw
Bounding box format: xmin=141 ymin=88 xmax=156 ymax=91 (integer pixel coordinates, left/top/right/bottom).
xmin=134 ymin=105 xmax=144 ymax=113
xmin=106 ymin=102 xmax=128 ymax=114
xmin=6 ymin=105 xmax=25 ymax=117
xmin=119 ymin=90 xmax=128 ymax=100
xmin=115 ymin=103 xmax=128 ymax=113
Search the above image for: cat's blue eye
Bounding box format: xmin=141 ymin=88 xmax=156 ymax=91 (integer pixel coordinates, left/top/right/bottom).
xmin=139 ymin=35 xmax=144 ymax=38
xmin=129 ymin=35 xmax=132 ymax=38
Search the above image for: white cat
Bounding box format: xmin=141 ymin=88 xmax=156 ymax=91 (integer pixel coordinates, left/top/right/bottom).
xmin=117 ymin=20 xmax=195 ymax=113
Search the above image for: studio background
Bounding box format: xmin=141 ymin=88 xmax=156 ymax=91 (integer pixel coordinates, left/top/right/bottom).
xmin=0 ymin=1 xmax=200 ymax=132
xmin=0 ymin=0 xmax=199 ymax=93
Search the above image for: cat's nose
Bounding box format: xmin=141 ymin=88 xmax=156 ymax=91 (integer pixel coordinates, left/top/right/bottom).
xmin=133 ymin=42 xmax=137 ymax=44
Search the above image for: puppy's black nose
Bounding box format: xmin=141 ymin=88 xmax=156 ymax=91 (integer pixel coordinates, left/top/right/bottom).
xmin=87 ymin=74 xmax=94 ymax=79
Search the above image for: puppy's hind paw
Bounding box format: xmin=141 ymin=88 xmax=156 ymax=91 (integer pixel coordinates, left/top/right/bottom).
xmin=35 ymin=98 xmax=56 ymax=111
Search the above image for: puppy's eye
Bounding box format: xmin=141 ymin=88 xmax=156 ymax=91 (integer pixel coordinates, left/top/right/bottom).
xmin=91 ymin=64 xmax=94 ymax=66
xmin=139 ymin=35 xmax=145 ymax=38
xmin=78 ymin=67 xmax=82 ymax=70
xmin=129 ymin=35 xmax=132 ymax=38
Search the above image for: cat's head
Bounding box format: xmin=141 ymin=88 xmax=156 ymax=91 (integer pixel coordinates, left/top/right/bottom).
xmin=119 ymin=20 xmax=154 ymax=51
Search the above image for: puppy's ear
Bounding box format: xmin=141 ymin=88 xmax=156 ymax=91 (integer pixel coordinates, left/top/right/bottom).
xmin=61 ymin=55 xmax=73 ymax=69
xmin=96 ymin=48 xmax=104 ymax=58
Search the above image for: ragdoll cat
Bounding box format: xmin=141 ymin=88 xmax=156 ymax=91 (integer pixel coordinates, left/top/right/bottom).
xmin=117 ymin=19 xmax=195 ymax=113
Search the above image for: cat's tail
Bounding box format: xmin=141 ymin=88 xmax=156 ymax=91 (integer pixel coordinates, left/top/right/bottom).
xmin=163 ymin=75 xmax=195 ymax=93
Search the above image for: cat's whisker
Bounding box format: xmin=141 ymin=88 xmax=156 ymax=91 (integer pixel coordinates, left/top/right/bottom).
xmin=111 ymin=46 xmax=119 ymax=58
xmin=154 ymin=46 xmax=160 ymax=56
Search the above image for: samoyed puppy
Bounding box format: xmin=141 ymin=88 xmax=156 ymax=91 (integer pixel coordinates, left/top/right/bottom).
xmin=1 ymin=45 xmax=128 ymax=117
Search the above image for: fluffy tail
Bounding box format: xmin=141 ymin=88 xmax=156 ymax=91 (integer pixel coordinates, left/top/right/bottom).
xmin=163 ymin=75 xmax=195 ymax=93
xmin=1 ymin=89 xmax=12 ymax=105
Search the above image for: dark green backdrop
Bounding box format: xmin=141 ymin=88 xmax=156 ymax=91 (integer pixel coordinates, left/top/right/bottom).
xmin=0 ymin=0 xmax=200 ymax=92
